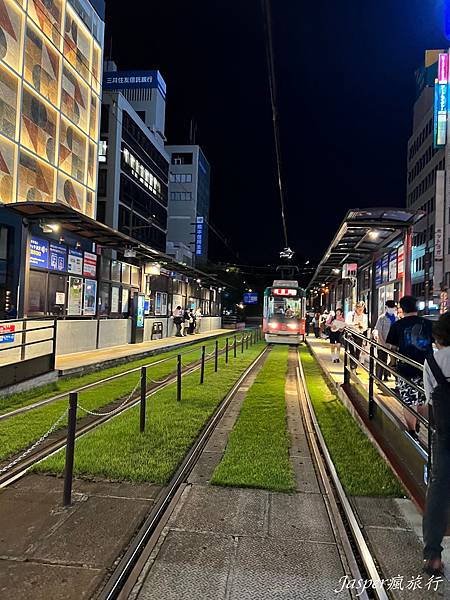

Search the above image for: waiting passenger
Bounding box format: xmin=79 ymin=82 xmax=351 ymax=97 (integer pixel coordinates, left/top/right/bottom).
xmin=346 ymin=301 xmax=368 ymax=372
xmin=173 ymin=306 xmax=183 ymax=337
xmin=194 ymin=307 xmax=202 ymax=333
xmin=374 ymin=300 xmax=397 ymax=381
xmin=422 ymin=313 xmax=450 ymax=576
xmin=313 ymin=312 xmax=321 ymax=338
xmin=187 ymin=309 xmax=196 ymax=335
xmin=327 ymin=308 xmax=346 ymax=363
xmin=386 ymin=295 xmax=433 ymax=439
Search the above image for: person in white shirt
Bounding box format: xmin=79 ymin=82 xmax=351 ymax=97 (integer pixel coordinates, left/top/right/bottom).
xmin=346 ymin=301 xmax=368 ymax=372
xmin=173 ymin=306 xmax=183 ymax=337
xmin=422 ymin=313 xmax=450 ymax=577
xmin=194 ymin=307 xmax=202 ymax=333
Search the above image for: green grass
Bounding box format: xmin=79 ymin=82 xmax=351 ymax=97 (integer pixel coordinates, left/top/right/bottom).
xmin=33 ymin=343 xmax=265 ymax=483
xmin=0 ymin=333 xmax=233 ymax=416
xmin=0 ymin=334 xmax=242 ymax=462
xmin=211 ymin=346 xmax=295 ymax=493
xmin=299 ymin=345 xmax=404 ymax=497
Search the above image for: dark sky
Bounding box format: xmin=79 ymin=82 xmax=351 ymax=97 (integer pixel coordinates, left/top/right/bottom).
xmin=105 ymin=0 xmax=447 ymax=265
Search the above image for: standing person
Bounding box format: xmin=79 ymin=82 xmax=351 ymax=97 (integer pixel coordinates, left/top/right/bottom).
xmin=422 ymin=313 xmax=450 ymax=576
xmin=187 ymin=308 xmax=196 ymax=335
xmin=386 ymin=295 xmax=433 ymax=438
xmin=346 ymin=301 xmax=368 ymax=371
xmin=327 ymin=308 xmax=346 ymax=363
xmin=173 ymin=306 xmax=183 ymax=337
xmin=182 ymin=307 xmax=190 ymax=336
xmin=374 ymin=300 xmax=397 ymax=381
xmin=320 ymin=310 xmax=329 ymax=338
xmin=313 ymin=312 xmax=321 ymax=338
xmin=194 ymin=307 xmax=202 ymax=333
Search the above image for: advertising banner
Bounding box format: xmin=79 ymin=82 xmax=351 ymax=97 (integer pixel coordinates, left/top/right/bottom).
xmin=83 ymin=279 xmax=97 ymax=316
xmin=103 ymin=70 xmax=166 ymax=97
xmin=83 ymin=252 xmax=97 ymax=277
xmin=397 ymin=245 xmax=405 ymax=277
xmin=111 ymin=286 xmax=120 ymax=313
xmin=243 ymin=293 xmax=258 ymax=304
xmin=196 ymin=216 xmax=204 ymax=256
xmin=136 ymin=294 xmax=145 ymax=328
xmin=49 ymin=243 xmax=67 ymax=272
xmin=389 ymin=250 xmax=397 ymax=281
xmin=434 ymin=80 xmax=448 ymax=148
xmin=29 ymin=237 xmax=49 ymax=268
xmin=382 ymin=254 xmax=389 ymax=283
xmin=68 ymin=248 xmax=83 ymax=275
xmin=375 ymin=260 xmax=382 ymax=286
xmin=0 ymin=323 xmax=15 ymax=343
xmin=68 ymin=277 xmax=83 ymax=315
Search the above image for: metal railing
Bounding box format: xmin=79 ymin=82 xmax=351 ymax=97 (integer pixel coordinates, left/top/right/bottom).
xmin=342 ymin=328 xmax=432 ymax=476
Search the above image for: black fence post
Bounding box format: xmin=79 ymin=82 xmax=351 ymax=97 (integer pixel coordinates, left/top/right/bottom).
xmin=241 ymin=335 xmax=244 ymax=354
xmin=63 ymin=392 xmax=78 ymax=507
xmin=343 ymin=334 xmax=350 ymax=385
xmin=177 ymin=354 xmax=182 ymax=401
xmin=246 ymin=334 xmax=249 ymax=350
xmin=140 ymin=366 xmax=147 ymax=433
xmin=215 ymin=340 xmax=219 ymax=372
xmin=234 ymin=336 xmax=237 ymax=358
xmin=200 ymin=345 xmax=205 ymax=383
xmin=225 ymin=338 xmax=229 ymax=364
xmin=368 ymin=343 xmax=375 ymax=419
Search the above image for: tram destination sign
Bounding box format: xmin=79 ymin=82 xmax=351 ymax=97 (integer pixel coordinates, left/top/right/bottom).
xmin=272 ymin=288 xmax=297 ymax=296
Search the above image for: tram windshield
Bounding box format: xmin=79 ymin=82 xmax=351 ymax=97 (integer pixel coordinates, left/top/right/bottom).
xmin=266 ymin=296 xmax=302 ymax=321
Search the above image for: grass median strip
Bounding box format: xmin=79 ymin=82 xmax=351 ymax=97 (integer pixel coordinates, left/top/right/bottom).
xmin=34 ymin=343 xmax=265 ymax=483
xmin=299 ymin=345 xmax=404 ymax=497
xmin=211 ymin=346 xmax=295 ymax=493
xmin=0 ymin=333 xmax=233 ymax=416
xmin=0 ymin=335 xmax=240 ymax=462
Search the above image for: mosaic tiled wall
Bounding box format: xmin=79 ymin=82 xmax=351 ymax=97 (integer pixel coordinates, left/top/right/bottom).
xmin=0 ymin=0 xmax=103 ymax=217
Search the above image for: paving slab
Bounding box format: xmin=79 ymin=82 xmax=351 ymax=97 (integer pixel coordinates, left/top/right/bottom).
xmin=230 ymin=535 xmax=349 ymax=600
xmin=353 ymin=496 xmax=411 ymax=529
xmin=269 ymin=492 xmax=335 ymax=542
xmin=30 ymin=494 xmax=151 ymax=567
xmin=136 ymin=530 xmax=233 ymax=600
xmin=0 ymin=560 xmax=103 ymax=600
xmin=187 ymin=451 xmax=222 ymax=484
xmin=173 ymin=485 xmax=268 ymax=536
xmin=291 ymin=456 xmax=320 ymax=494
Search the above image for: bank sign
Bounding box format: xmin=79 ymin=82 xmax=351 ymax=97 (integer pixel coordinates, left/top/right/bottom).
xmin=434 ymin=54 xmax=449 ymax=148
xmin=103 ymin=70 xmax=167 ymax=98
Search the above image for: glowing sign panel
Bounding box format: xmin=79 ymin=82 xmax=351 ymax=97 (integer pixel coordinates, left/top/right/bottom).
xmin=272 ymin=288 xmax=297 ymax=296
xmin=439 ymin=53 xmax=449 ymax=84
xmin=434 ymin=80 xmax=448 ymax=148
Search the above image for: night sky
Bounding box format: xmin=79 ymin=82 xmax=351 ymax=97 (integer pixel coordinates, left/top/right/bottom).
xmin=105 ymin=0 xmax=447 ymax=267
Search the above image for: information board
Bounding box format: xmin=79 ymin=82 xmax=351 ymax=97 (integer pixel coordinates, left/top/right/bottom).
xmin=29 ymin=237 xmax=49 ymax=269
xmin=83 ymin=252 xmax=97 ymax=277
xmin=243 ymin=293 xmax=258 ymax=304
xmin=68 ymin=249 xmax=83 ymax=275
xmin=49 ymin=243 xmax=67 ymax=272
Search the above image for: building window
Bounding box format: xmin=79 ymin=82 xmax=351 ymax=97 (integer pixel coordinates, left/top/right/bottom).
xmin=122 ymin=145 xmax=162 ymax=197
xmin=169 ymin=173 xmax=192 ymax=183
xmin=99 ymin=140 xmax=107 ymax=163
xmin=170 ymin=191 xmax=192 ymax=201
xmin=98 ymin=169 xmax=107 ymax=196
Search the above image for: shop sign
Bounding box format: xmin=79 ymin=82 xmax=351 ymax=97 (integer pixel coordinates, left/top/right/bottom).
xmin=68 ymin=276 xmax=83 ymax=315
xmin=389 ymin=250 xmax=397 ymax=281
xmin=83 ymin=279 xmax=97 ymax=316
xmin=243 ymin=293 xmax=258 ymax=304
xmin=439 ymin=53 xmax=449 ymax=84
xmin=29 ymin=237 xmax=49 ymax=269
xmin=397 ymin=245 xmax=405 ymax=277
xmin=375 ymin=260 xmax=382 ymax=286
xmin=49 ymin=243 xmax=67 ymax=272
xmin=83 ymin=252 xmax=97 ymax=277
xmin=435 ymin=226 xmax=444 ymax=260
xmin=382 ymin=254 xmax=389 ymax=283
xmin=68 ymin=248 xmax=83 ymax=275
xmin=0 ymin=323 xmax=15 ymax=343
xmin=342 ymin=263 xmax=357 ymax=279
xmin=196 ymin=216 xmax=204 ymax=256
xmin=434 ymin=80 xmax=448 ymax=148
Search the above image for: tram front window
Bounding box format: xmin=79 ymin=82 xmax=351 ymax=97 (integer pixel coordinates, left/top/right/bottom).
xmin=268 ymin=297 xmax=301 ymax=322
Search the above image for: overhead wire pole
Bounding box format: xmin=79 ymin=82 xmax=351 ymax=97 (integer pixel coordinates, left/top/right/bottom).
xmin=261 ymin=0 xmax=289 ymax=250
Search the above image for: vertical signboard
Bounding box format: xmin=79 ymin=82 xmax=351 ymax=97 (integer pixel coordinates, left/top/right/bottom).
xmin=434 ymin=170 xmax=446 ymax=294
xmin=68 ymin=276 xmax=83 ymax=315
xmin=434 ymin=55 xmax=449 ymax=149
xmin=389 ymin=250 xmax=397 ymax=281
xmin=196 ymin=216 xmax=204 ymax=256
xmin=375 ymin=260 xmax=382 ymax=286
xmin=68 ymin=248 xmax=83 ymax=275
xmin=381 ymin=254 xmax=389 ymax=283
xmin=397 ymin=245 xmax=405 ymax=278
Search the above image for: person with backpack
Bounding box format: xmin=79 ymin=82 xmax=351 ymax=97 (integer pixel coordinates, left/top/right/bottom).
xmin=422 ymin=313 xmax=450 ymax=577
xmin=326 ymin=308 xmax=346 ymax=363
xmin=373 ymin=300 xmax=397 ymax=381
xmin=386 ymin=295 xmax=433 ymax=439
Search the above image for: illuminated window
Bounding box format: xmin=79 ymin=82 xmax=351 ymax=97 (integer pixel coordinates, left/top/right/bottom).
xmin=99 ymin=140 xmax=107 ymax=162
xmin=27 ymin=0 xmax=63 ymax=48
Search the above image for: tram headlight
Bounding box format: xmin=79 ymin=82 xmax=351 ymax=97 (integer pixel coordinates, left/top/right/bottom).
xmin=287 ymin=323 xmax=298 ymax=330
xmin=268 ymin=322 xmax=279 ymax=330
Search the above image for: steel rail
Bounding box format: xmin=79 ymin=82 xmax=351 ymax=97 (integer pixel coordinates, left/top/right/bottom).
xmin=98 ymin=345 xmax=270 ymax=600
xmin=296 ymin=353 xmax=389 ymax=600
xmin=0 ymin=353 xmax=220 ymax=489
xmin=0 ymin=330 xmax=241 ymax=422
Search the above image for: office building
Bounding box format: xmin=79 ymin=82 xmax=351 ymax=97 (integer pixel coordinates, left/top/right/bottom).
xmin=406 ymin=50 xmax=445 ymax=308
xmin=97 ymin=84 xmax=169 ymax=251
xmin=166 ymin=145 xmax=210 ymax=266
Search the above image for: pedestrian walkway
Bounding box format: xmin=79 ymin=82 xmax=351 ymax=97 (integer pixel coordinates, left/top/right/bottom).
xmin=132 ymin=349 xmax=350 ymax=600
xmin=55 ymin=329 xmax=230 ymax=375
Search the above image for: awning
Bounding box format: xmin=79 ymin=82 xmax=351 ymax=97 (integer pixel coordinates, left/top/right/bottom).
xmin=6 ymin=201 xmax=224 ymax=287
xmin=307 ymin=208 xmax=424 ymax=290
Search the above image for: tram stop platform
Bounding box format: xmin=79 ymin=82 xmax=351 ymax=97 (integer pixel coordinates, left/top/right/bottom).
xmin=55 ymin=328 xmax=229 ymax=376
xmin=306 ymin=335 xmax=450 ymax=581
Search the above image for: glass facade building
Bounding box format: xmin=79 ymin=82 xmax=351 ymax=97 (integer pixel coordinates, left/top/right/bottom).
xmin=0 ymin=0 xmax=104 ymax=217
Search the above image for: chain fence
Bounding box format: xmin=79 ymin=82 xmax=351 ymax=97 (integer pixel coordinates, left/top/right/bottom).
xmin=77 ymin=378 xmax=142 ymax=417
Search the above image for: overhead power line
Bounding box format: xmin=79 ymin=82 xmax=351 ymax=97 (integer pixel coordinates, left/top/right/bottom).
xmin=261 ymin=0 xmax=289 ymax=249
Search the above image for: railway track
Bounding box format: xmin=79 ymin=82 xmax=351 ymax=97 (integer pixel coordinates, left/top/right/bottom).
xmin=94 ymin=346 xmax=390 ymax=600
xmin=0 ymin=333 xmax=251 ymax=489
